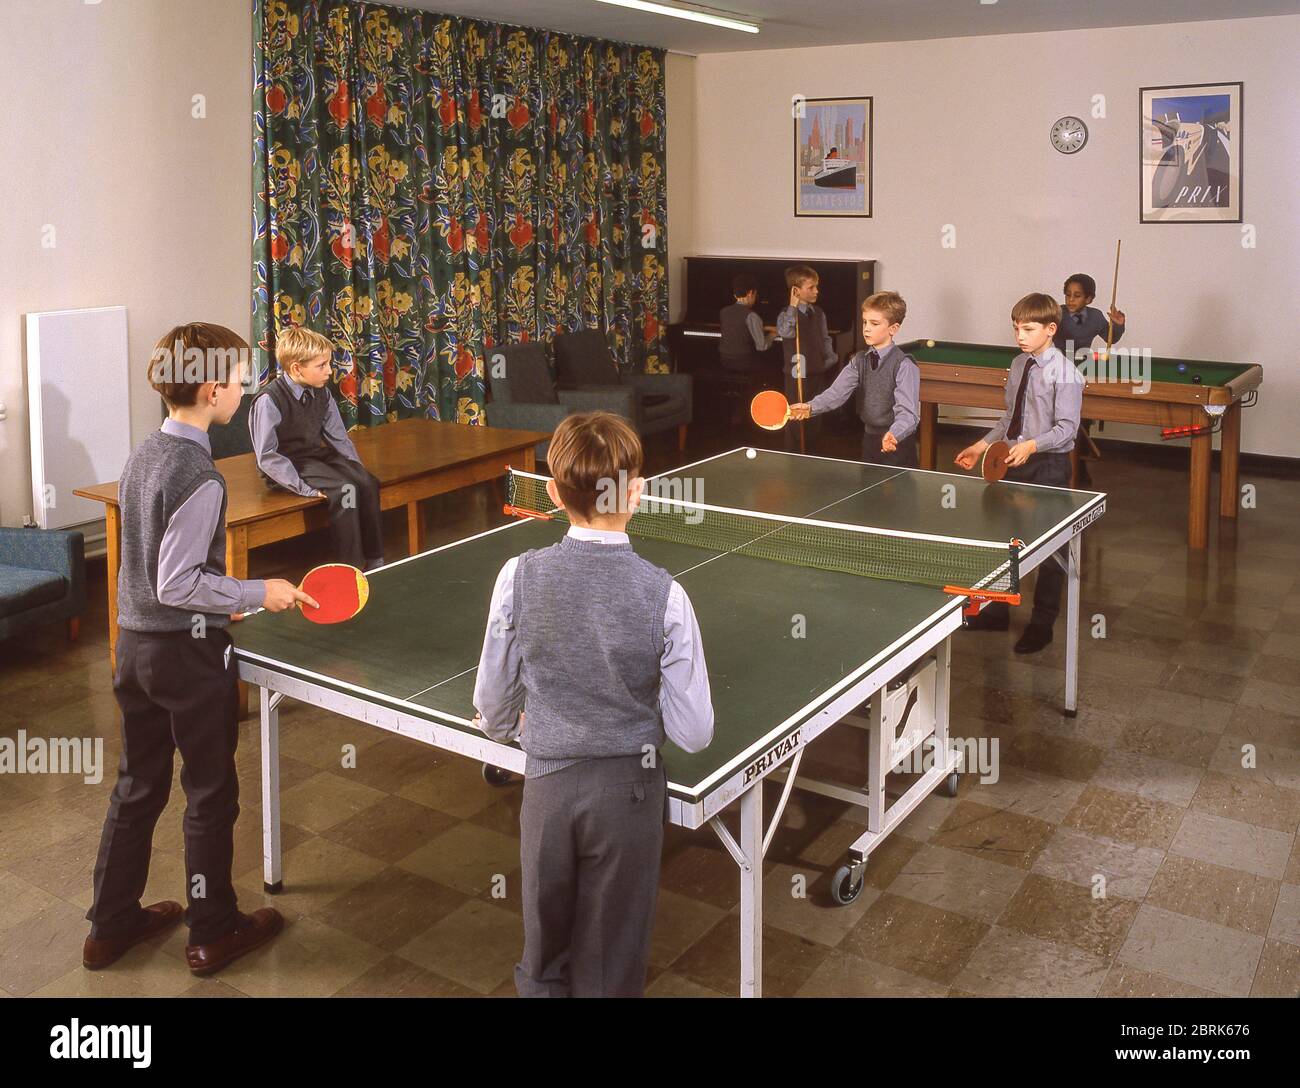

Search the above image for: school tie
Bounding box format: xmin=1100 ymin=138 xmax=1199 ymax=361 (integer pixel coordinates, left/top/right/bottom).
xmin=868 ymin=349 xmax=880 ymax=371
xmin=1007 ymin=356 xmax=1036 ymax=441
xmin=1073 ymin=313 xmax=1084 ymax=325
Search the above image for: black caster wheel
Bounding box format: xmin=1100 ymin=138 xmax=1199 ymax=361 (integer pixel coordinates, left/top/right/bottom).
xmin=482 ymin=764 xmax=514 ymax=787
xmin=938 ymin=771 xmax=959 ymax=798
xmin=830 ymin=863 xmax=866 ymax=906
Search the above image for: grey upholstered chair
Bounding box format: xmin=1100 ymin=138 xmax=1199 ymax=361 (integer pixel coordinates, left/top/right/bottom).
xmin=484 ymin=341 xmax=637 ymax=463
xmin=0 ymin=527 xmax=86 ymax=642
xmin=553 ymin=328 xmax=693 ymax=452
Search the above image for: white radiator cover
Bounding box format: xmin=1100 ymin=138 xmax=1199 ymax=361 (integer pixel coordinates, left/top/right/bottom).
xmin=26 ymin=306 xmax=131 ymax=530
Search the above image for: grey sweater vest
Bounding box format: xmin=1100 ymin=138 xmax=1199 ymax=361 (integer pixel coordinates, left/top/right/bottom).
xmin=117 ymin=431 xmax=230 ymax=633
xmin=854 ymin=347 xmax=907 ymax=432
xmin=513 ymin=536 xmax=673 ymax=777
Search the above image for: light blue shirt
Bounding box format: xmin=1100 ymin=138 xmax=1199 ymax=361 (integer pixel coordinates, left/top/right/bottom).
xmin=473 ymin=525 xmax=715 ymax=754
xmin=249 ymin=374 xmax=363 ymax=496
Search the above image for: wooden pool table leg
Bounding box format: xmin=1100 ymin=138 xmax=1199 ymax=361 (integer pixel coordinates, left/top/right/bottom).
xmin=1188 ymin=433 xmax=1212 ymax=549
xmin=919 ymin=403 xmax=938 ymax=470
xmin=1219 ymin=401 xmax=1242 ymax=519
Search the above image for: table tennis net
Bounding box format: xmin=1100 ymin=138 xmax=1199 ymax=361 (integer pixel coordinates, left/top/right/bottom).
xmin=506 ymin=469 xmax=1020 ymax=598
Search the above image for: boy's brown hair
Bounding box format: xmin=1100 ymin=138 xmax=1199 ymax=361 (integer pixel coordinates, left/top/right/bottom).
xmin=148 ymin=323 xmax=250 ymax=408
xmin=1011 ymin=293 xmax=1060 ymax=328
xmin=276 ymin=326 xmax=335 ymax=373
xmin=784 ymin=264 xmax=818 ymax=289
xmin=546 ymin=411 xmax=644 ymax=522
xmin=863 ymin=290 xmax=906 ymax=326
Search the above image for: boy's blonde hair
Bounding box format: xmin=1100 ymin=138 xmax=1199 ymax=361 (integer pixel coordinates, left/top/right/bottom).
xmin=276 ymin=326 xmax=335 ymax=373
xmin=148 ymin=322 xmax=249 ymax=408
xmin=546 ymin=411 xmax=644 ymax=522
xmin=862 ymin=291 xmax=906 ymax=326
xmin=1011 ymin=293 xmax=1059 ymax=328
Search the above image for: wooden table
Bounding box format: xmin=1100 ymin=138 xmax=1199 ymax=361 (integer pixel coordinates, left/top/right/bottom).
xmin=75 ymin=419 xmax=549 ymax=671
xmin=900 ymin=340 xmax=1263 ymax=549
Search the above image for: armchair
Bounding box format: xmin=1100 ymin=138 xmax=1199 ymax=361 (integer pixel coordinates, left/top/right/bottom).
xmin=0 ymin=527 xmax=86 ymax=642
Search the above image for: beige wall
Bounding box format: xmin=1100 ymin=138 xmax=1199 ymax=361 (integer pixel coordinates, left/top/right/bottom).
xmin=673 ymin=14 xmax=1300 ymax=458
xmin=0 ymin=0 xmax=251 ymax=527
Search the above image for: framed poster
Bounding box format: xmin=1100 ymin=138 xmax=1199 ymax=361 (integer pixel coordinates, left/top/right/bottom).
xmin=794 ymin=96 xmax=872 ymax=217
xmin=1140 ymin=82 xmax=1242 ymax=224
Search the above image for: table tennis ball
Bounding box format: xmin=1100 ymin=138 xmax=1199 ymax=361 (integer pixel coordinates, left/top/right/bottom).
xmin=926 ymin=339 xmax=936 ymax=347
xmin=746 ymin=448 xmax=757 ymax=459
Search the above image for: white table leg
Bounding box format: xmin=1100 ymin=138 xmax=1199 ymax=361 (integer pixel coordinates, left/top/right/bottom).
xmin=1065 ymin=534 xmax=1081 ymax=716
xmin=739 ymin=784 xmax=762 ymax=998
xmin=260 ymin=686 xmax=283 ymax=893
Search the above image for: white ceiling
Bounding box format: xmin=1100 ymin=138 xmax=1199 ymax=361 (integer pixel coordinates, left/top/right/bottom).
xmin=398 ymin=0 xmax=1299 ymax=53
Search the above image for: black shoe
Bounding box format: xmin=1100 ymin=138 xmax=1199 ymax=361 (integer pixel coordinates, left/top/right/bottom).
xmin=965 ymin=608 xmax=1009 ymax=632
xmin=1014 ymin=624 xmax=1054 ymax=654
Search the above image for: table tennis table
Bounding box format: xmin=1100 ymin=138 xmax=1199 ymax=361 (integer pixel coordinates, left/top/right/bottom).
xmin=233 ymin=448 xmax=1105 ymax=997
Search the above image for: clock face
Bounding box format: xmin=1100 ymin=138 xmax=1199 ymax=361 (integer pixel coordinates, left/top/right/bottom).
xmin=1051 ymin=116 xmax=1088 ymax=154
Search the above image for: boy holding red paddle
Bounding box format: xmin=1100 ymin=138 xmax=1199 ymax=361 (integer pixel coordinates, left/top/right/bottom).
xmin=84 ymin=324 xmax=312 ymax=976
xmin=789 ymin=291 xmax=920 ymax=467
xmin=955 ymin=293 xmax=1083 ymax=654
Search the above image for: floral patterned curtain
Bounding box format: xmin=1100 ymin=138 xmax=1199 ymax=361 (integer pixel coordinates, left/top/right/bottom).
xmin=252 ymin=0 xmax=668 ymax=428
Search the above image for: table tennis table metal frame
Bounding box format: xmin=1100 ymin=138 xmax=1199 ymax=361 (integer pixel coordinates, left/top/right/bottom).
xmin=239 ymin=449 xmax=1105 ymax=998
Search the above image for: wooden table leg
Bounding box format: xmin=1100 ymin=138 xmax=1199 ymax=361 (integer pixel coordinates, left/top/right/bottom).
xmin=104 ymin=505 xmax=122 ymax=672
xmin=520 ymin=448 xmax=536 ymax=473
xmin=226 ymin=527 xmax=251 ymax=717
xmin=1188 ymin=433 xmax=1212 ymax=549
xmin=407 ymin=500 xmax=424 ymax=556
xmin=1219 ymin=401 xmax=1241 ymax=519
xmin=919 ymin=403 xmax=938 ymax=470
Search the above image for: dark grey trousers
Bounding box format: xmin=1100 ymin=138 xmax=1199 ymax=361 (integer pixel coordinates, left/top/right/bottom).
xmin=515 ymin=754 xmax=666 ymax=997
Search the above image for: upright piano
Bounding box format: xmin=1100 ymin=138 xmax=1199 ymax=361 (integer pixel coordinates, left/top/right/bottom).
xmin=667 ymin=255 xmax=877 ymax=430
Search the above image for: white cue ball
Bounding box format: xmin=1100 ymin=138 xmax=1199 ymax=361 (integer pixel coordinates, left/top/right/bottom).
xmin=745 ymin=448 xmax=757 ymax=459
xmin=926 ymin=339 xmax=936 ymax=347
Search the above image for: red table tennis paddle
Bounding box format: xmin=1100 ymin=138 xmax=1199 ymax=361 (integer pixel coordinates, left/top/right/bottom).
xmin=298 ymin=563 xmax=369 ymax=624
xmin=980 ymin=441 xmax=1011 ymax=482
xmin=751 ymin=390 xmax=792 ymax=430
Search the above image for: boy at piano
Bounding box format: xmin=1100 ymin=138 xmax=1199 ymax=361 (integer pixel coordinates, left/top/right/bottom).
xmin=777 ymin=264 xmax=837 ymax=449
xmin=789 ymin=291 xmax=920 ymax=467
xmin=719 ymin=272 xmax=775 ymax=372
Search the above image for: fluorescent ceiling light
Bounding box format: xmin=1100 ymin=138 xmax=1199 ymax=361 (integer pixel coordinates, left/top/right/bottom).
xmin=592 ymin=0 xmax=761 ymax=34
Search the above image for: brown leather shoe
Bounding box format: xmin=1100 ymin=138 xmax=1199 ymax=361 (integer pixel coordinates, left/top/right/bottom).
xmin=83 ymin=901 xmax=184 ymax=970
xmin=185 ymin=908 xmax=284 ymax=976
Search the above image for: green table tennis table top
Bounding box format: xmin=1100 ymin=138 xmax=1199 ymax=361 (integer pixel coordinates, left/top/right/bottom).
xmin=232 ymin=448 xmax=1104 ymax=806
xmin=899 ymin=338 xmax=1252 ymax=389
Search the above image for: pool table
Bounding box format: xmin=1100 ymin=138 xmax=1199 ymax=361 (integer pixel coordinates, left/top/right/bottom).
xmin=899 ymin=339 xmax=1263 ymax=549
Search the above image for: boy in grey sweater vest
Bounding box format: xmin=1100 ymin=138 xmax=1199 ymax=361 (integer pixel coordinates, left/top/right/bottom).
xmin=790 ymin=291 xmax=920 ymax=467
xmin=473 ymin=412 xmax=715 ymax=997
xmin=83 ymin=324 xmax=311 ymax=977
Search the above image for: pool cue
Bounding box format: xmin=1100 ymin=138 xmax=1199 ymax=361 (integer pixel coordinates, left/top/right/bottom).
xmin=1101 ymin=239 xmax=1121 ymax=362
xmin=795 ymin=319 xmax=806 ymax=453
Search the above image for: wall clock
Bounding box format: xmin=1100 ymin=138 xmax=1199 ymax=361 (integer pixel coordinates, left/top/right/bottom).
xmin=1050 ymin=116 xmax=1088 ymax=154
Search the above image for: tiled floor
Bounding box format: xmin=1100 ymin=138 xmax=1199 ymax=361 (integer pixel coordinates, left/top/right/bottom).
xmin=2 ymin=427 xmax=1298 ymax=998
